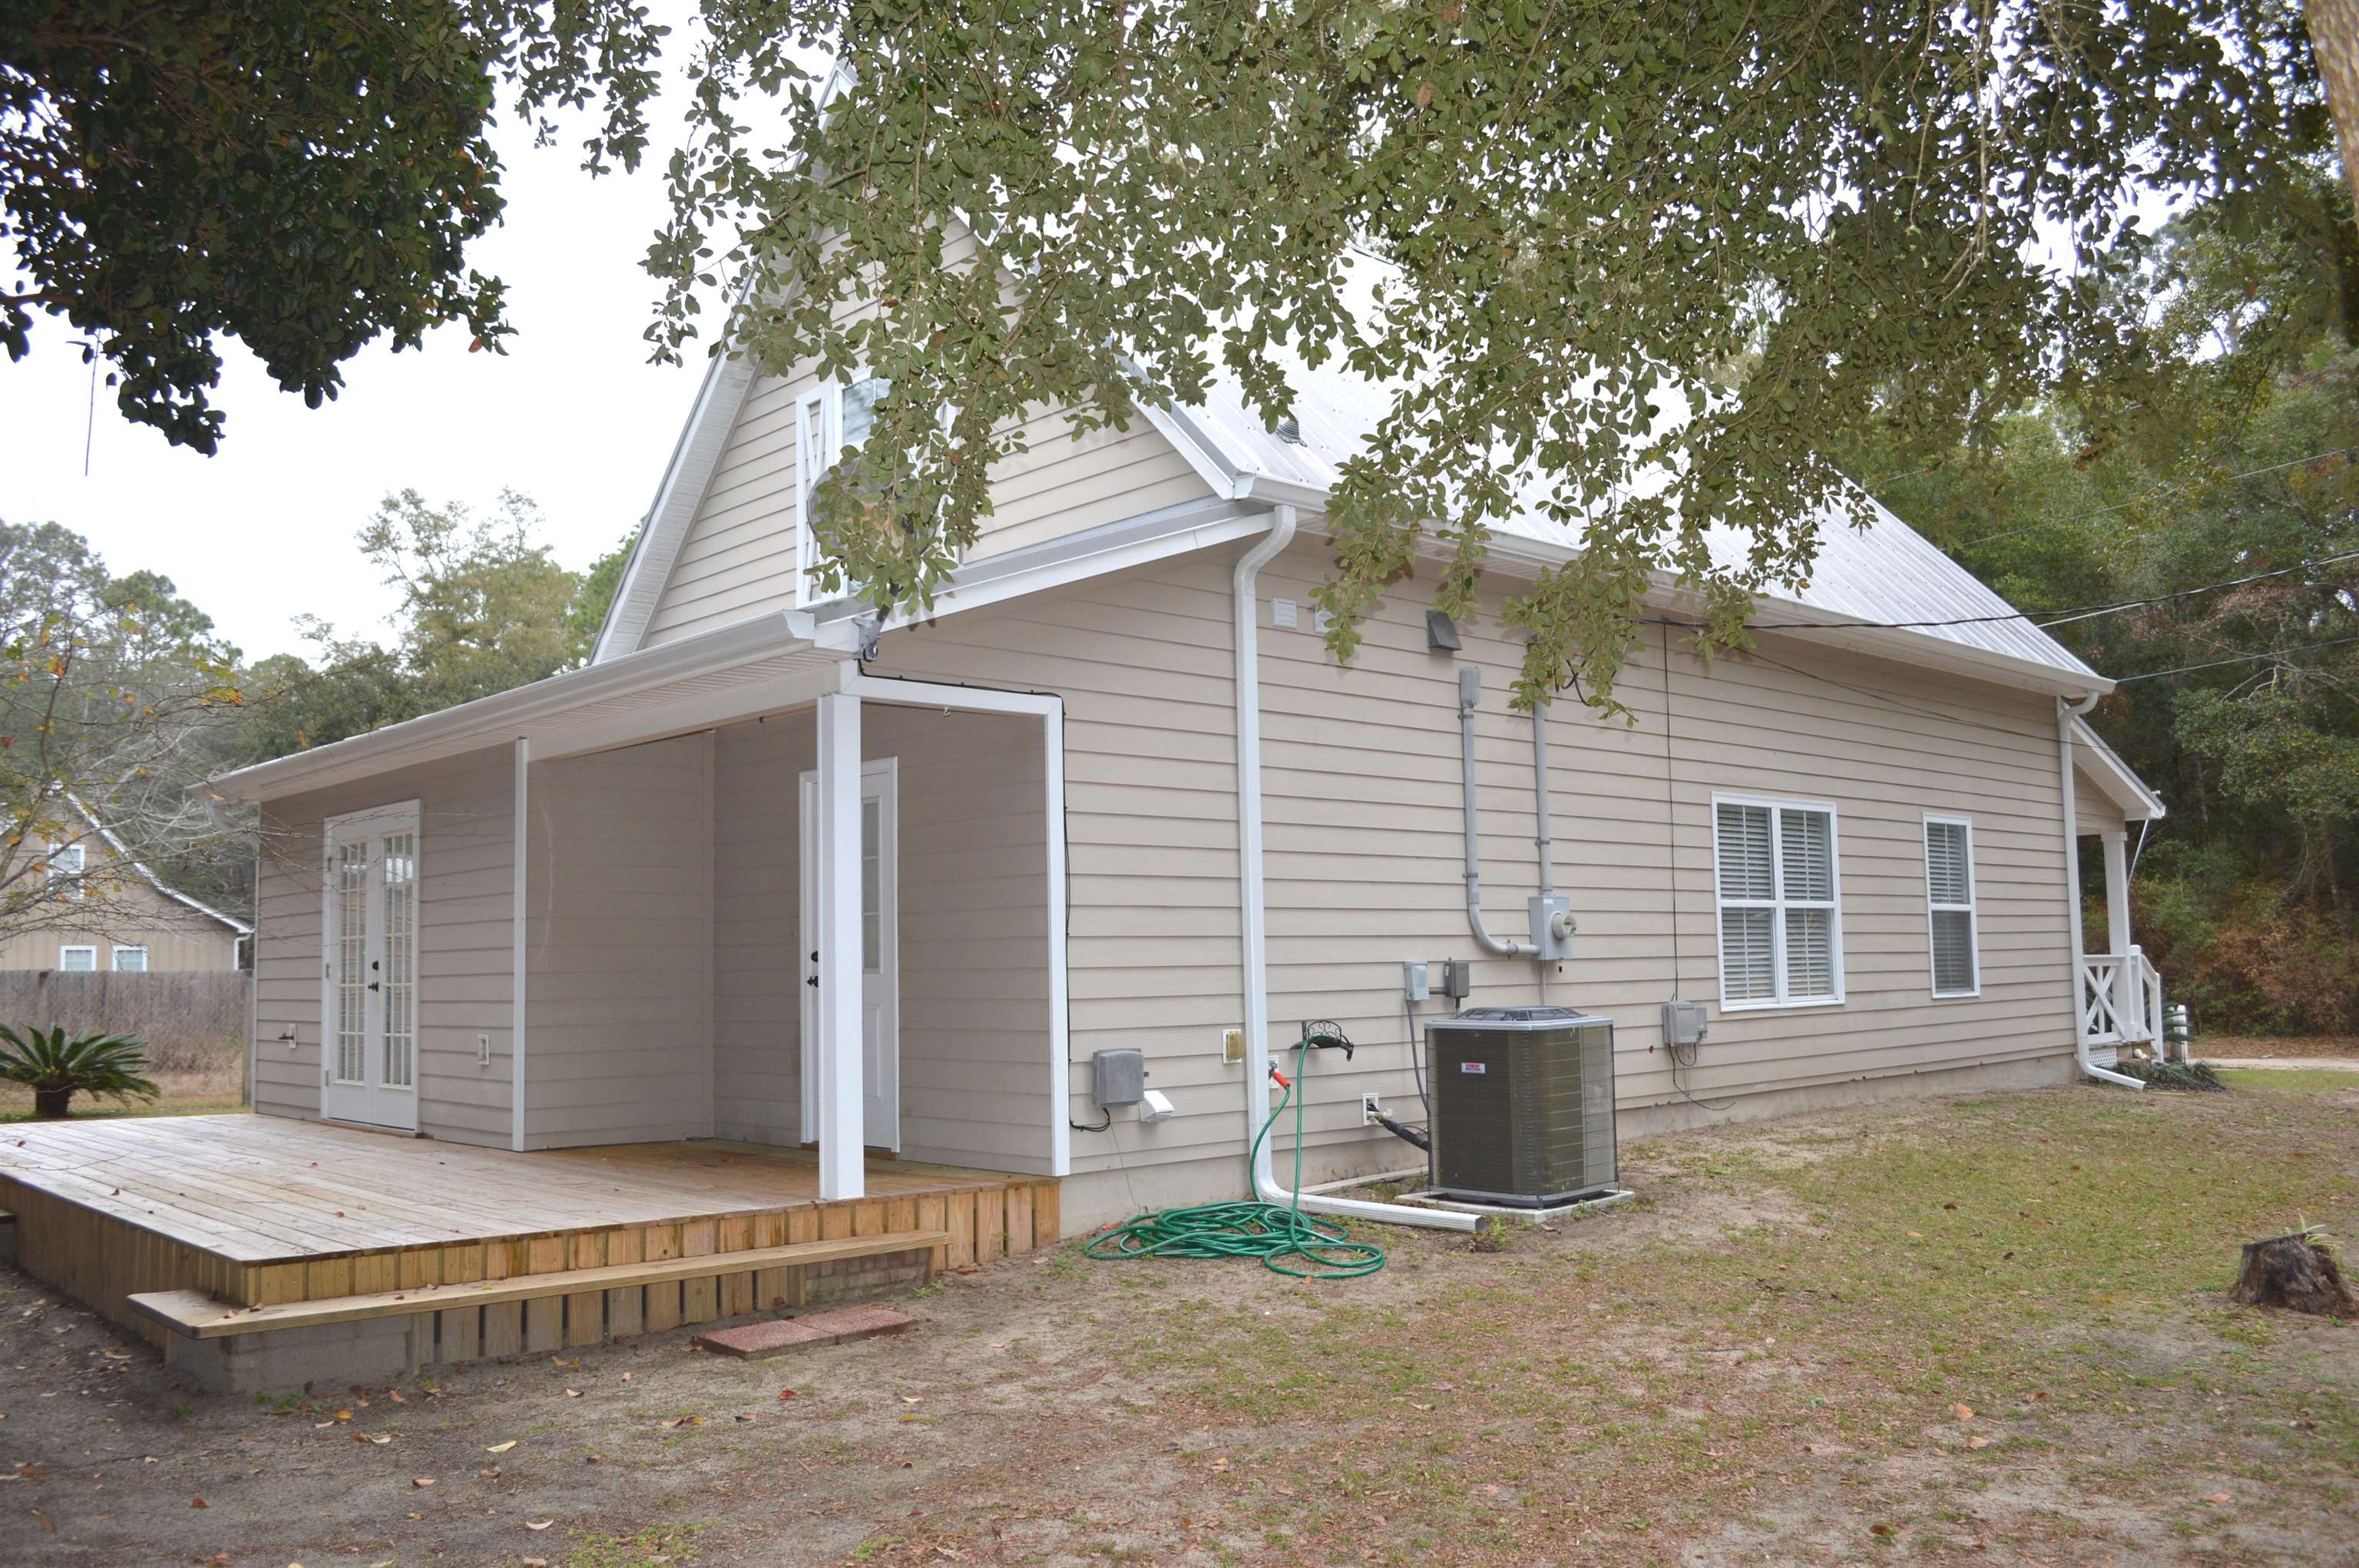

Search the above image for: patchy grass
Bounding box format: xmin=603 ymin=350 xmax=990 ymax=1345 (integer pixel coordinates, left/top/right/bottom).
xmin=0 ymin=1060 xmax=244 ymax=1123
xmin=1 ymin=1081 xmax=2353 ymax=1564
xmin=2200 ymin=1033 xmax=2359 ymax=1061
xmin=2216 ymin=1067 xmax=2359 ymax=1097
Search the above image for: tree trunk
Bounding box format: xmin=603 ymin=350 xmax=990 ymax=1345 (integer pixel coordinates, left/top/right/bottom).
xmin=30 ymin=1086 xmax=72 ymax=1119
xmin=2232 ymin=1232 xmax=2359 ymax=1318
xmin=2316 ymin=0 xmax=2359 ymax=217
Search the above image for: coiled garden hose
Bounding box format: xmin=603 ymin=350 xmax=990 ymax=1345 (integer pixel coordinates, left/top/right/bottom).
xmin=1083 ymin=1039 xmax=1385 ymax=1279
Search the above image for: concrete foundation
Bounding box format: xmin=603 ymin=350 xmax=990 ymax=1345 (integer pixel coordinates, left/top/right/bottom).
xmin=166 ymin=1314 xmax=428 ymax=1397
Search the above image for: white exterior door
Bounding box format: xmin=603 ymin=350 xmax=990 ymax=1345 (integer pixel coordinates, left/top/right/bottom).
xmin=799 ymin=758 xmax=899 ymax=1152
xmin=320 ymin=804 xmax=422 ymax=1132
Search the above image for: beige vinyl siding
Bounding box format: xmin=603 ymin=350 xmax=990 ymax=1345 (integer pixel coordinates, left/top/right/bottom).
xmin=706 ymin=703 xmax=1054 ymax=1170
xmin=865 ymin=538 xmax=2084 ymax=1196
xmin=635 ymin=223 xmax=1212 ymax=650
xmin=253 ymin=745 xmax=517 ymax=1144
xmin=0 ymin=872 xmax=239 ymax=973
xmin=522 ymin=733 xmax=714 ymax=1148
xmin=2073 ymin=773 xmax=2129 ymax=835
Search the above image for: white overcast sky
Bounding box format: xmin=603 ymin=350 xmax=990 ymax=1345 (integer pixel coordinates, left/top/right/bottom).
xmin=2 ymin=49 xmax=758 ymax=663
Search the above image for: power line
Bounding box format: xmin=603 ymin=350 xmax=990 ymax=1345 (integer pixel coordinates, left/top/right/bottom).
xmin=2112 ymin=633 xmax=2359 ymax=684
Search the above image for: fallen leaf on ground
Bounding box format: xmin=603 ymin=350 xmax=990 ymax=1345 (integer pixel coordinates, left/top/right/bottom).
xmin=411 ymin=1477 xmax=435 ymax=1488
xmin=659 ymin=1416 xmax=702 ymax=1429
xmin=2208 ymin=1493 xmax=2231 ymax=1504
xmin=1953 ymin=1404 xmax=1974 ymax=1421
xmin=485 ymin=1441 xmax=516 ymax=1454
xmin=354 ymin=1433 xmax=392 ymax=1446
xmin=564 ymin=1388 xmax=583 ymax=1398
xmin=526 ymin=1520 xmax=554 ymax=1531
xmin=1967 ymin=1436 xmax=1991 ymax=1451
xmin=190 ymin=1497 xmax=207 ymax=1508
xmin=386 ymin=1391 xmax=406 ymax=1404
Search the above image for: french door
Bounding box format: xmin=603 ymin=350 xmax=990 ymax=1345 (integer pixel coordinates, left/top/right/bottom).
xmin=320 ymin=803 xmax=422 ymax=1131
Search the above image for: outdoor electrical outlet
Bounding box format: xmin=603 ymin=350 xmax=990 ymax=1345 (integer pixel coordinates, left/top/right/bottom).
xmin=1222 ymin=1028 xmax=1246 ymax=1064
xmin=1361 ymin=1092 xmax=1382 ymax=1125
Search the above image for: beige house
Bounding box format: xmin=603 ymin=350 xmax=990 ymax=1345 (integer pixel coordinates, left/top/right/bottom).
xmin=0 ymin=803 xmax=249 ymax=974
xmin=200 ymin=240 xmax=2169 ymax=1240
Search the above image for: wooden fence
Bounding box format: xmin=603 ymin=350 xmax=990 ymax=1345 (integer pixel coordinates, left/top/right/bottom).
xmin=0 ymin=971 xmax=252 ymax=1072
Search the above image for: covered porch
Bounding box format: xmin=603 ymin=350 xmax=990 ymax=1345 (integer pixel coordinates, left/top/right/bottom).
xmin=2066 ymin=713 xmax=2175 ymax=1067
xmin=209 ymin=611 xmax=1074 ymax=1210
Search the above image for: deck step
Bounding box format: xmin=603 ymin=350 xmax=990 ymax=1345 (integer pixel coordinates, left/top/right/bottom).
xmin=128 ymin=1229 xmax=951 ymax=1340
xmin=694 ymin=1305 xmax=913 ymax=1358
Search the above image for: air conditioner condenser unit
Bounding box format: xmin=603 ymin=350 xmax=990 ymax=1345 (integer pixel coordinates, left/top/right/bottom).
xmin=1424 ymin=1005 xmax=1617 ymax=1206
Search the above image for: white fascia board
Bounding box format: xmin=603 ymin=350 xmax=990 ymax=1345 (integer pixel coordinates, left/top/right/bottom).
xmin=593 ymin=344 xmax=761 ymax=664
xmin=808 ymin=497 xmax=1277 ymax=650
xmin=2070 ymin=715 xmax=2167 ymax=822
xmin=1133 ymin=396 xmax=1337 ymax=513
xmin=203 ymin=610 xmax=828 ymax=803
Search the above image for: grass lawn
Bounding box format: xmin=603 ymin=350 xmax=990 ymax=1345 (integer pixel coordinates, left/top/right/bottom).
xmin=0 ymin=1076 xmax=2353 ymax=1565
xmin=0 ymin=1060 xmax=245 ymax=1123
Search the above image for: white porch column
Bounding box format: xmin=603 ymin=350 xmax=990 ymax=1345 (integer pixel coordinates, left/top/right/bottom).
xmin=813 ymin=690 xmax=865 ymax=1201
xmin=2103 ymin=828 xmax=2136 ymax=1034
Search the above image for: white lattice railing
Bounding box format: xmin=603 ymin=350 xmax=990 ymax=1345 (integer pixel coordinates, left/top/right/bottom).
xmin=2080 ymin=945 xmax=2163 ymax=1050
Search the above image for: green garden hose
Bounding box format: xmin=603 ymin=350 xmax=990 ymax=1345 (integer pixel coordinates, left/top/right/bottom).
xmin=1083 ymin=1040 xmax=1385 ymax=1279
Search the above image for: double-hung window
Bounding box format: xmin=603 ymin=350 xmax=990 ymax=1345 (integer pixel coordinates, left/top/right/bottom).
xmin=49 ymin=841 xmax=84 ymax=900
xmin=1924 ymin=815 xmax=1979 ymax=997
xmin=112 ymin=945 xmax=149 ymax=973
xmin=792 ymin=375 xmax=892 ymax=608
xmin=1714 ymin=797 xmax=1843 ymax=1007
xmin=58 ymin=945 xmax=96 ymax=972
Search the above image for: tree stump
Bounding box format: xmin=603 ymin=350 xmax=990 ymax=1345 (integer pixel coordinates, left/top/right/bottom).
xmin=2231 ymin=1232 xmax=2359 ymax=1318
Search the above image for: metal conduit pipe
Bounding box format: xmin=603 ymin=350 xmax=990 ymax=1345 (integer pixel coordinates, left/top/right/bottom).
xmin=2058 ymin=693 xmax=2144 ymax=1090
xmin=1457 ymin=667 xmax=1540 ymax=958
xmin=1233 ymin=509 xmax=1475 ymax=1232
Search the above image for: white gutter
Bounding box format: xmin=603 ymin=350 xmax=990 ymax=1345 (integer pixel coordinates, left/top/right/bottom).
xmin=1232 ymin=506 xmax=1477 ymax=1233
xmin=2059 ymin=693 xmax=2143 ymax=1090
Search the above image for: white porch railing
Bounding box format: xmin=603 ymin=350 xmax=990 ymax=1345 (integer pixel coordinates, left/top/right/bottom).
xmin=2079 ymin=945 xmax=2168 ymax=1062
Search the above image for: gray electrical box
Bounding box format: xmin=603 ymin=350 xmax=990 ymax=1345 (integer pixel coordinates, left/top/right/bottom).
xmin=1662 ymin=999 xmax=1709 ymax=1048
xmin=1402 ymin=961 xmax=1431 ymax=1002
xmin=1431 ymin=958 xmax=1473 ymax=1000
xmin=1091 ymin=1047 xmax=1146 ymax=1107
xmin=1528 ymin=894 xmax=1576 ymax=961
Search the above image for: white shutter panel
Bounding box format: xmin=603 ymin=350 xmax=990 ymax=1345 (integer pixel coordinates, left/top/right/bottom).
xmin=1785 ymin=908 xmax=1835 ymax=998
xmin=1721 ymin=908 xmax=1776 ymax=1001
xmin=1781 ymin=809 xmax=1833 ymax=902
xmin=1717 ymin=804 xmax=1772 ymax=899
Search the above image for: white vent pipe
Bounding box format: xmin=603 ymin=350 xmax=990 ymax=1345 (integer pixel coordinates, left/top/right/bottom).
xmin=1234 ymin=510 xmax=1474 ymax=1232
xmin=2058 ymin=693 xmax=2143 ymax=1090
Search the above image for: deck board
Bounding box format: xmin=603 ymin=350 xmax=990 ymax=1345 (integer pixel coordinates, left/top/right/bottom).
xmin=0 ymin=1115 xmax=1030 ymax=1265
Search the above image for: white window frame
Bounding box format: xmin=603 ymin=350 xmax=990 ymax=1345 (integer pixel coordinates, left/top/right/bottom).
xmin=1711 ymin=792 xmax=1846 ymax=1011
xmin=791 ymin=375 xmax=892 ymax=610
xmin=50 ymin=840 xmax=85 ymax=900
xmin=111 ymin=944 xmax=149 ymax=972
xmin=58 ymin=945 xmax=96 ymax=972
xmin=1923 ymin=813 xmax=1981 ymax=1000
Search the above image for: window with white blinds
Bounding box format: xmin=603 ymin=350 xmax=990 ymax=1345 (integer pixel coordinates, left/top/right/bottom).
xmin=1713 ymin=797 xmax=1843 ymax=1007
xmin=1924 ymin=815 xmax=1980 ymax=997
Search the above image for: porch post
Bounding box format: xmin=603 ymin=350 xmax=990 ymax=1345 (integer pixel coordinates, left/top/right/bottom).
xmin=813 ymin=690 xmax=865 ymax=1201
xmin=2103 ymin=828 xmax=2136 ymax=1034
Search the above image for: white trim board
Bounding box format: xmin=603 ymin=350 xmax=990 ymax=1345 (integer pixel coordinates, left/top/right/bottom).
xmin=842 ymin=674 xmax=1071 ymax=1178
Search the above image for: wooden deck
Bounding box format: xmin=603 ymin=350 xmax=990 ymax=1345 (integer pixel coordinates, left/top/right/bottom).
xmin=0 ymin=1115 xmax=1059 ymax=1353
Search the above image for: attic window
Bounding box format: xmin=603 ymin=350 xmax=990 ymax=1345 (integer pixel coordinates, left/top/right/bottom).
xmin=50 ymin=841 xmax=84 ymax=901
xmin=793 ymin=375 xmax=892 ymax=609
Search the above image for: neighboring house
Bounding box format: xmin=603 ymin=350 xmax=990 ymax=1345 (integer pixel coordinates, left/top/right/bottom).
xmin=200 ymin=224 xmax=2168 ymax=1236
xmin=0 ymin=799 xmax=251 ymax=974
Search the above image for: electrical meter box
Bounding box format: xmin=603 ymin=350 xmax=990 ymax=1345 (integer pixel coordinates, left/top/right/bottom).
xmin=1091 ymin=1047 xmax=1146 ymax=1108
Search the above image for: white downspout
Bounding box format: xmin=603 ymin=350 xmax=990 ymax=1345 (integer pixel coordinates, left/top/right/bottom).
xmin=2059 ymin=696 xmax=2143 ymax=1090
xmin=1234 ymin=508 xmax=1475 ymax=1232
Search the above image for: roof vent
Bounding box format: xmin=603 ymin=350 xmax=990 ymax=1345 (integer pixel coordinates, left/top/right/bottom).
xmin=1275 ymin=414 xmax=1304 ymax=445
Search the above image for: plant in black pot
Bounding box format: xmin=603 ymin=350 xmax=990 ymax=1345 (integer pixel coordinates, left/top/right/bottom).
xmin=0 ymin=1025 xmax=159 ymax=1118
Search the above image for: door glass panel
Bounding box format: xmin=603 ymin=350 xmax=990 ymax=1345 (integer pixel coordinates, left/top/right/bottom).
xmin=334 ymin=839 xmax=368 ymax=1084
xmin=861 ymin=797 xmax=881 ymax=970
xmin=380 ymin=831 xmax=415 ymax=1090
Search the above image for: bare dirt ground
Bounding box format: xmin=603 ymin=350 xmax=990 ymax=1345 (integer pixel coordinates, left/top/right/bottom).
xmin=1 ymin=1076 xmax=2354 ymax=1566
